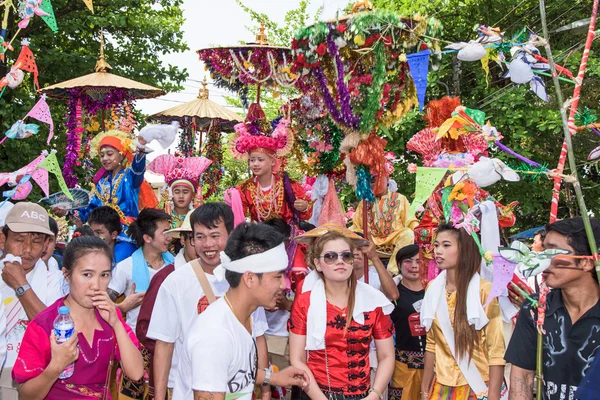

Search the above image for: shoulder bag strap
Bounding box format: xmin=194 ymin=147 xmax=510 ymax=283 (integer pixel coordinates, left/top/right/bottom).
xmin=190 ymin=259 xmax=217 ymax=304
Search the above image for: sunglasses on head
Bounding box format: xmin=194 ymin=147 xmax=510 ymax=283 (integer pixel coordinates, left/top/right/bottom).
xmin=320 ymin=251 xmax=354 ymax=265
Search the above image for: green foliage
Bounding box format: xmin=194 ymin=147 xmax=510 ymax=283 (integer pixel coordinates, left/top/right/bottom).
xmin=0 ymin=0 xmax=188 ymax=198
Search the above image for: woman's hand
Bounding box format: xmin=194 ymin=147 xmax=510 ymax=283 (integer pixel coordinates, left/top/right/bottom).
xmin=49 ymin=331 xmax=79 ymax=374
xmin=360 ymin=240 xmax=378 ymax=261
xmin=92 ymin=290 xmax=120 ymax=328
xmin=294 ymin=199 xmax=309 ymax=212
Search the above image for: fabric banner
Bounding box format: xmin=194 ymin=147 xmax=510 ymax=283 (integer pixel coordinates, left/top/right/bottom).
xmin=406 ymin=49 xmax=430 ymax=113
xmin=38 ymin=152 xmax=73 ymax=200
xmin=410 ymin=167 xmax=447 ymax=215
xmin=25 ymin=96 xmax=54 ymax=144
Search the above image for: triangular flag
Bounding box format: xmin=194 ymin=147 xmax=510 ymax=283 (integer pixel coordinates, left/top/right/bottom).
xmin=39 ymin=0 xmax=58 ymax=33
xmin=82 ymin=0 xmax=94 ymax=13
xmin=406 ymin=49 xmax=430 ymax=113
xmin=15 ymin=41 xmax=39 ymax=90
xmin=25 ymin=95 xmax=54 ymax=144
xmin=38 ymin=152 xmax=73 ymax=200
xmin=31 ymin=167 xmax=49 ymax=196
xmin=409 ymin=167 xmax=447 ymax=215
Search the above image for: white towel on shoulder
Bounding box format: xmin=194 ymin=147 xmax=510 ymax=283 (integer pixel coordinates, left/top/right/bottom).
xmin=302 ymin=270 xmax=393 ymax=351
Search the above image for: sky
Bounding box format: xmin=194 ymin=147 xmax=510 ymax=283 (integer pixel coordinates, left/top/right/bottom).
xmin=137 ymin=0 xmax=323 ymax=117
xmin=140 ymin=0 xmax=327 ymax=183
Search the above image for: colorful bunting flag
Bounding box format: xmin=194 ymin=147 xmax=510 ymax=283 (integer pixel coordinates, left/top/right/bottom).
xmin=409 ymin=167 xmax=447 ymax=215
xmin=25 ymin=95 xmax=54 ymax=144
xmin=406 ymin=49 xmax=430 ymax=113
xmin=38 ymin=152 xmax=73 ymax=200
xmin=39 ymin=0 xmax=58 ymax=33
xmin=82 ymin=0 xmax=93 ymax=13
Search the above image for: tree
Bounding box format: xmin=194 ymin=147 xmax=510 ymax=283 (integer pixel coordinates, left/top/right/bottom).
xmin=0 ymin=0 xmax=188 ymax=197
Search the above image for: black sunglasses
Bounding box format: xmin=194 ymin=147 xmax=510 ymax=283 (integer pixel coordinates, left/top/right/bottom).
xmin=320 ymin=251 xmax=354 ymax=265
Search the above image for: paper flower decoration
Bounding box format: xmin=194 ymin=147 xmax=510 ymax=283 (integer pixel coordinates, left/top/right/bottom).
xmin=18 ymin=0 xmax=50 ymax=29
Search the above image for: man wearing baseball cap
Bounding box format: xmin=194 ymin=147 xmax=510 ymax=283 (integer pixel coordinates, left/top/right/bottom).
xmin=0 ymin=202 xmax=63 ymax=399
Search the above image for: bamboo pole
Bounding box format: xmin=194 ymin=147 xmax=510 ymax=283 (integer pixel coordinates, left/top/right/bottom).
xmin=547 ymin=0 xmax=599 ymax=223
xmin=539 ymin=0 xmax=600 ymax=281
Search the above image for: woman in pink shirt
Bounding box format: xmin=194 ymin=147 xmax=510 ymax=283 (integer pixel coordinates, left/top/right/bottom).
xmin=13 ymin=235 xmax=143 ymax=399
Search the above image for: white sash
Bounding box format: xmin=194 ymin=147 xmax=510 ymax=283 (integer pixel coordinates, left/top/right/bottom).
xmin=436 ymin=290 xmax=488 ymax=396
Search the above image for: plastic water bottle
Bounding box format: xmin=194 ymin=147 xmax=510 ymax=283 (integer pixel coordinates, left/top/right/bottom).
xmin=54 ymin=306 xmax=75 ymax=379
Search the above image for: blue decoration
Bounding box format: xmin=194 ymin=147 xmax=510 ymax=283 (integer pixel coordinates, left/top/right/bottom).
xmin=406 ymin=49 xmax=431 ymax=113
xmin=356 ymin=167 xmax=375 ymax=202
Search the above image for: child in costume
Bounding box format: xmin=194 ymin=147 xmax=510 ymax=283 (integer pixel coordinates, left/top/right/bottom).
xmin=229 ymin=104 xmax=312 ymax=224
xmin=147 ymin=154 xmax=212 ymax=229
xmin=62 ymin=130 xmax=159 ymax=228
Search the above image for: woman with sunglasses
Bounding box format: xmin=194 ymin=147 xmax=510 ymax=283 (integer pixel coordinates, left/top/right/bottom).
xmin=289 ymin=225 xmax=395 ymax=400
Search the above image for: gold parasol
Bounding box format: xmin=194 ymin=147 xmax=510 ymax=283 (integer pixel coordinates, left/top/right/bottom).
xmin=41 ymin=33 xmax=165 ymax=100
xmin=148 ymin=77 xmax=242 ymax=130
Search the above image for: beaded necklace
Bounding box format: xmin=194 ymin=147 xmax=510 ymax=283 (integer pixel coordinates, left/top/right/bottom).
xmin=251 ymin=176 xmax=284 ymax=222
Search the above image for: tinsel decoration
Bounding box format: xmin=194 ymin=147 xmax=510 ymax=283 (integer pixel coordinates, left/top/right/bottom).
xmin=359 ymin=41 xmax=386 ymax=133
xmin=203 ymin=128 xmax=223 ymax=198
xmin=355 ymin=166 xmax=375 ymax=202
xmin=63 ymin=88 xmax=132 ymax=187
xmin=294 ymin=117 xmax=344 ymax=176
xmin=506 ymin=161 xmax=550 ymax=182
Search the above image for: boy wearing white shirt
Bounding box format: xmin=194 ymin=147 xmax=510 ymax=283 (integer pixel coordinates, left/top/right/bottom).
xmin=0 ymin=202 xmax=63 ymax=399
xmin=148 ymin=203 xmax=269 ymax=400
xmin=176 ymin=222 xmax=309 ymax=400
xmin=109 ymin=208 xmax=173 ymax=331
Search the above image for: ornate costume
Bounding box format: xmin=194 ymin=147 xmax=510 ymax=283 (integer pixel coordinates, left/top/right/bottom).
xmin=77 ymin=130 xmax=157 ymax=227
xmin=351 ymin=191 xmax=418 ymax=276
xmin=147 ymin=154 xmax=212 ymax=229
xmin=229 ymin=103 xmax=312 ymax=224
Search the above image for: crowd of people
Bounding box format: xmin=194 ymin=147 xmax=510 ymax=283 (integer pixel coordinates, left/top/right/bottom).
xmin=0 ymin=121 xmax=598 ymax=400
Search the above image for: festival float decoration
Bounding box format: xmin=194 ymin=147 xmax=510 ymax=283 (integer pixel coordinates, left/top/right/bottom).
xmin=0 ymin=94 xmax=54 ymax=144
xmin=290 ymin=1 xmax=442 ymax=280
xmin=148 ymin=77 xmax=243 ymax=198
xmin=197 ymin=21 xmax=296 ymax=108
xmin=0 ymin=38 xmax=38 ymax=96
xmin=41 ymin=32 xmax=165 ymax=188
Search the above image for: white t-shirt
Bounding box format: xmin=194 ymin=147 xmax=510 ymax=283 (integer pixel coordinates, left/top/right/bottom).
xmin=175 ymin=297 xmax=259 ymax=400
xmin=0 ymin=291 xmax=6 ymax=369
xmin=148 ymin=262 xmax=268 ymax=390
xmin=265 ymin=309 xmax=290 ymax=337
xmin=109 ymin=256 xmax=168 ymax=332
xmin=174 ymin=249 xmax=187 ymax=269
xmin=358 ymin=266 xmax=381 ymax=291
xmin=0 ymin=258 xmax=63 ymax=368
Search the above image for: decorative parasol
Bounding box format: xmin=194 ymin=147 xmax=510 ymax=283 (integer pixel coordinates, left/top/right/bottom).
xmin=40 ymin=32 xmax=166 ymax=188
xmin=197 ymin=21 xmax=297 ymax=107
xmin=148 ymin=77 xmax=243 ymax=197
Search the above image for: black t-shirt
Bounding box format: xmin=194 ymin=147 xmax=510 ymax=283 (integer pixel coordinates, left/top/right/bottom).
xmin=505 ymin=289 xmax=600 ymax=400
xmin=390 ymin=282 xmax=426 ymax=354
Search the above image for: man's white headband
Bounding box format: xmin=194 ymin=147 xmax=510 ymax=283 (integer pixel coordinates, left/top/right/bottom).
xmin=213 ymin=243 xmax=288 ymax=280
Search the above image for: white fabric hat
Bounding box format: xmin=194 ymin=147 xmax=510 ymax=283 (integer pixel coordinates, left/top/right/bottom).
xmin=0 ymin=201 xmax=15 ymax=227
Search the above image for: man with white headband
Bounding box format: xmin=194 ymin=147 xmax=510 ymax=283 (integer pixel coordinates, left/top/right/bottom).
xmin=176 ymin=222 xmax=309 ymax=400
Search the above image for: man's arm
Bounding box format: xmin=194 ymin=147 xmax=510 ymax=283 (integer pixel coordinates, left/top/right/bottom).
xmin=2 ymin=261 xmax=47 ymax=320
xmin=509 ymin=366 xmax=535 ymax=400
xmin=193 ymin=391 xmax=225 ymax=400
xmin=153 ymin=340 xmax=174 ymax=400
xmin=362 ymin=242 xmax=399 ymax=300
xmin=19 ymin=289 xmax=47 ymax=321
